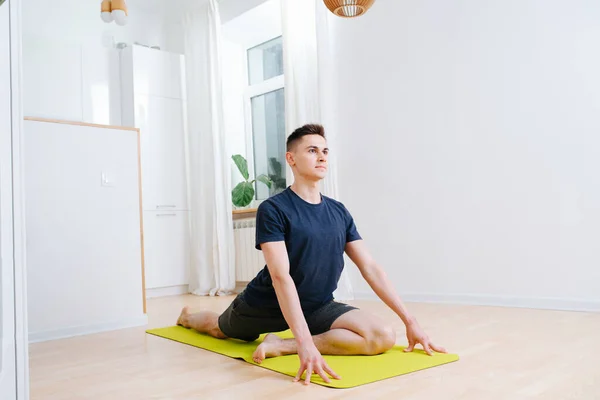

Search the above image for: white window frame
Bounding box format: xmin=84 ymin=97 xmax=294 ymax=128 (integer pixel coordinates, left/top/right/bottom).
xmin=242 ymin=37 xmax=285 ymax=208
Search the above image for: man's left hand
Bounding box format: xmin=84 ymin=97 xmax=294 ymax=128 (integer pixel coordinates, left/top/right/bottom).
xmin=404 ymin=320 xmax=447 ymax=356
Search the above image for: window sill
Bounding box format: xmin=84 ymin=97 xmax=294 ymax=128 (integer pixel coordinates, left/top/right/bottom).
xmin=232 ymin=208 xmax=257 ymax=220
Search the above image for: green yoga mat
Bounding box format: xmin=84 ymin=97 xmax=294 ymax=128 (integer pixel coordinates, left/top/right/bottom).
xmin=146 ymin=326 xmax=459 ymax=388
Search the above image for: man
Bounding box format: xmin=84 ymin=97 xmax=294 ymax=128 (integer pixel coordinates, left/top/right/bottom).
xmin=177 ymin=124 xmax=446 ymax=385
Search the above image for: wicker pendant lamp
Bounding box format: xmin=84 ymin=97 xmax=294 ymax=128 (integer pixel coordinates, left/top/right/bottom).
xmin=323 ymin=0 xmax=375 ymax=18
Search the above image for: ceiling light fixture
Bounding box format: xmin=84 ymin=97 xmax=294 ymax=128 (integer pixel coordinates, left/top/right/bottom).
xmin=323 ymin=0 xmax=375 ymax=18
xmin=100 ymin=0 xmax=129 ymax=26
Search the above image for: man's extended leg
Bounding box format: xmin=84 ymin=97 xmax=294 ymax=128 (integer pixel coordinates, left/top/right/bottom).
xmin=177 ymin=306 xmax=228 ymax=339
xmin=252 ymin=309 xmax=396 ymax=363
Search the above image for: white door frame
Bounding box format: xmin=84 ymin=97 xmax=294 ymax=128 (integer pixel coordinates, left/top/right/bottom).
xmin=3 ymin=0 xmax=29 ymax=398
xmin=0 ymin=0 xmax=16 ymax=397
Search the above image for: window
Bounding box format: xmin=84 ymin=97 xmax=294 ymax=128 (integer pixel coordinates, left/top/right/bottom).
xmin=247 ymin=37 xmax=283 ymax=85
xmin=221 ymin=0 xmax=285 ymax=207
xmin=250 ymin=88 xmax=286 ymax=199
xmin=245 ymin=36 xmax=286 ymax=201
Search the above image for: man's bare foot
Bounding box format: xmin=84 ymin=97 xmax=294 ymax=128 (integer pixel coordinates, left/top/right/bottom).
xmin=252 ymin=333 xmax=284 ymax=364
xmin=177 ymin=306 xmax=190 ymax=328
xmin=175 ymin=308 xmax=228 ymax=339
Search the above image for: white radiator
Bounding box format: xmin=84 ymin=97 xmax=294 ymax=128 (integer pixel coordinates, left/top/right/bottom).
xmin=233 ymin=219 xmax=265 ymax=282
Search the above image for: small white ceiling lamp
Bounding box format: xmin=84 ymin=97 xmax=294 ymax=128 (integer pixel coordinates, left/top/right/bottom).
xmin=112 ymin=0 xmax=128 ymax=26
xmin=101 ymin=0 xmax=113 ymax=22
xmin=323 ymin=0 xmax=375 ymax=18
xmin=100 ymin=0 xmax=129 ymax=26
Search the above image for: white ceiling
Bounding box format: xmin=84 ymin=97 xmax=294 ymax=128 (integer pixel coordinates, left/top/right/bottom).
xmin=127 ymin=0 xmax=272 ymax=23
xmin=222 ymin=0 xmax=281 ymax=48
xmin=126 ymin=0 xmax=195 ymax=15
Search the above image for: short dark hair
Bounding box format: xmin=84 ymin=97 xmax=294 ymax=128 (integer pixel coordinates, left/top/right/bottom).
xmin=286 ymin=124 xmax=326 ymax=151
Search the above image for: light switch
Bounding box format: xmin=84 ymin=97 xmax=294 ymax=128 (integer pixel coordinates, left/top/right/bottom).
xmin=101 ymin=172 xmax=115 ymax=187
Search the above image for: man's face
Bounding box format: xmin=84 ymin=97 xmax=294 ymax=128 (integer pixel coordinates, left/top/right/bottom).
xmin=287 ymin=135 xmax=329 ymax=182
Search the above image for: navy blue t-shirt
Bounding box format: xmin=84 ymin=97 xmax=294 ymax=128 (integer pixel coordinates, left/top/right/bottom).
xmin=243 ymin=187 xmax=362 ymax=312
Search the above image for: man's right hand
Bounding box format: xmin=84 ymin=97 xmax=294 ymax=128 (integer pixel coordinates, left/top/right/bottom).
xmin=294 ymin=340 xmax=341 ymax=385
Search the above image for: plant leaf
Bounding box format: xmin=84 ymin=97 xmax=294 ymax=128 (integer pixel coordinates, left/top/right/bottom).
xmin=232 ymin=181 xmax=254 ymax=207
xmin=269 ymin=157 xmax=282 ymax=177
xmin=232 ymin=154 xmax=249 ymax=181
xmin=256 ymin=174 xmax=272 ymax=189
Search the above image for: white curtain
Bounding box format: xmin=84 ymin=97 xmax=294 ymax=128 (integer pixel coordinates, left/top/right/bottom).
xmin=281 ymin=0 xmax=354 ymax=300
xmin=183 ymin=0 xmax=236 ymax=296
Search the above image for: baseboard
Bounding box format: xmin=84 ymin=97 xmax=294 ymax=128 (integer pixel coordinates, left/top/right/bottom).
xmin=353 ymin=291 xmax=600 ymax=313
xmin=146 ymin=285 xmax=190 ymax=298
xmin=29 ymin=314 xmax=148 ymax=343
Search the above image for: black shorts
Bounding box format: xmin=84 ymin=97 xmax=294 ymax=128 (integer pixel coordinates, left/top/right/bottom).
xmin=217 ymin=291 xmax=358 ymax=342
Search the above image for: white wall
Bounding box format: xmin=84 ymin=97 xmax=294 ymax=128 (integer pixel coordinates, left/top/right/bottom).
xmin=23 ymin=0 xmax=167 ymax=49
xmin=22 ymin=0 xmax=171 ymax=125
xmin=331 ymin=0 xmax=600 ymax=311
xmin=24 ymin=120 xmax=146 ymax=342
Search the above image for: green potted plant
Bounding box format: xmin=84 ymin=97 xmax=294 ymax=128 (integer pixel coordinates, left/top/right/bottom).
xmin=231 ymin=154 xmax=272 ymax=208
xmin=267 ymin=157 xmax=287 ymax=196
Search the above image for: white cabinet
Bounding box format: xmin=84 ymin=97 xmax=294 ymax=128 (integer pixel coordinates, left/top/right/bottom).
xmin=135 ymin=94 xmax=188 ymax=210
xmin=121 ymin=44 xmax=190 ymax=291
xmin=143 ymin=211 xmax=190 ymax=289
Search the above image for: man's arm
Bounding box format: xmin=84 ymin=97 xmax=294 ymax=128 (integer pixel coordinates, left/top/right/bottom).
xmin=344 ymin=240 xmax=415 ymax=325
xmin=345 ymin=240 xmax=446 ymax=355
xmin=261 ymin=241 xmax=312 ymax=343
xmin=261 ymin=241 xmax=339 ymax=383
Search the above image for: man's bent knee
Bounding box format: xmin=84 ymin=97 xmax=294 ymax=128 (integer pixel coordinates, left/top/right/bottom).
xmin=209 ymin=326 xmax=228 ymax=339
xmin=365 ymin=325 xmax=396 ymax=355
xmin=209 ymin=314 xmax=228 ymax=339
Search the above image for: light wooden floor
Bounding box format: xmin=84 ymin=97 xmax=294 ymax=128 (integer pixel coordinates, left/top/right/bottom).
xmin=30 ymin=294 xmax=600 ymax=400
